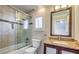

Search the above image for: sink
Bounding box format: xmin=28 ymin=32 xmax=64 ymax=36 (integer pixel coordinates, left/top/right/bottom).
xmin=53 ymin=41 xmax=69 ymax=45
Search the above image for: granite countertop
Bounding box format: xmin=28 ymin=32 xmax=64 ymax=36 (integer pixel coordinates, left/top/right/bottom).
xmin=44 ymin=38 xmax=79 ymax=50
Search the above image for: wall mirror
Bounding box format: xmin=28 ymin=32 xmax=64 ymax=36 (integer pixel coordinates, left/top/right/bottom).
xmin=50 ymin=8 xmax=72 ymax=37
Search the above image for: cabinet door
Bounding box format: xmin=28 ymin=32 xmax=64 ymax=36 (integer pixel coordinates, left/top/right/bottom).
xmin=62 ymin=50 xmax=75 ymax=54
xmin=46 ymin=47 xmax=56 ymax=54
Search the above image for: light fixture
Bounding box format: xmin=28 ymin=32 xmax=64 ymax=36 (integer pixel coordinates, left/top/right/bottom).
xmin=55 ymin=6 xmax=60 ymax=10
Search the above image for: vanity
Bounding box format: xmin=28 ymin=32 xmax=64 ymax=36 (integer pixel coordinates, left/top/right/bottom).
xmin=44 ymin=37 xmax=79 ymax=54
xmin=43 ymin=7 xmax=79 ymax=54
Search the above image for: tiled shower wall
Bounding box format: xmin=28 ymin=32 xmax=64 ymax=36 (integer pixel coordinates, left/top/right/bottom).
xmin=0 ymin=6 xmax=16 ymax=53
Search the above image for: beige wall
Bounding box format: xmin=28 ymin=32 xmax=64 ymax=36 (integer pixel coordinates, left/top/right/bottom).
xmin=31 ymin=6 xmax=52 ymax=40
xmin=74 ymin=6 xmax=79 ymax=40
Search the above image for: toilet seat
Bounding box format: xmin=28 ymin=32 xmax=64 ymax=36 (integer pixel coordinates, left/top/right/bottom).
xmin=25 ymin=47 xmax=37 ymax=54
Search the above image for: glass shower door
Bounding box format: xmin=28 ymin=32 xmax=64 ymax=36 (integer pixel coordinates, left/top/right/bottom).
xmin=16 ymin=19 xmax=32 ymax=49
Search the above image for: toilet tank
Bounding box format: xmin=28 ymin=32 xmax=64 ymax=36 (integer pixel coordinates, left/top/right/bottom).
xmin=32 ymin=39 xmax=41 ymax=48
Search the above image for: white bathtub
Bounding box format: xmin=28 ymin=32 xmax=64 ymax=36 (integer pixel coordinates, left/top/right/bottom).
xmin=8 ymin=45 xmax=31 ymax=54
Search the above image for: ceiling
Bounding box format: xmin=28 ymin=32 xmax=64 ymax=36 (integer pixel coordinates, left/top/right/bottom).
xmin=11 ymin=5 xmax=38 ymax=14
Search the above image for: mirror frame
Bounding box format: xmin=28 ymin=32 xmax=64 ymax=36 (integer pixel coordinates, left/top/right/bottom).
xmin=50 ymin=7 xmax=72 ymax=37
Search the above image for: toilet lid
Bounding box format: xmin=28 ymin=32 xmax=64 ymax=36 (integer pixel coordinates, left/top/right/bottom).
xmin=25 ymin=47 xmax=37 ymax=52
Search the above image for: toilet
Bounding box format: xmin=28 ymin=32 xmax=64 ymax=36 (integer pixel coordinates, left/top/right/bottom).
xmin=25 ymin=39 xmax=41 ymax=54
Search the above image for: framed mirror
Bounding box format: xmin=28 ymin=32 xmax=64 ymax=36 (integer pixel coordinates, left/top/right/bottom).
xmin=50 ymin=7 xmax=72 ymax=37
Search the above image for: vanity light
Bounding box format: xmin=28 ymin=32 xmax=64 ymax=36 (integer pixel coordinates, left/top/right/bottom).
xmin=55 ymin=6 xmax=60 ymax=10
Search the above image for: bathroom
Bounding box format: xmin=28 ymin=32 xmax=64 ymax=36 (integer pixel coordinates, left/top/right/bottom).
xmin=0 ymin=5 xmax=79 ymax=54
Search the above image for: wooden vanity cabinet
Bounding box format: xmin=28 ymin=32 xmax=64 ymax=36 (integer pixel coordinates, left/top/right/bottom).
xmin=44 ymin=43 xmax=62 ymax=54
xmin=62 ymin=50 xmax=75 ymax=54
xmin=44 ymin=43 xmax=79 ymax=54
xmin=46 ymin=47 xmax=56 ymax=54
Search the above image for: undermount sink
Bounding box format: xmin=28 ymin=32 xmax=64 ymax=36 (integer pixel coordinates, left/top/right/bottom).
xmin=53 ymin=41 xmax=69 ymax=45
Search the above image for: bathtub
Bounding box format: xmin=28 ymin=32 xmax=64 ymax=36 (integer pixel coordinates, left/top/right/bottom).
xmin=0 ymin=42 xmax=32 ymax=54
xmin=8 ymin=44 xmax=31 ymax=54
